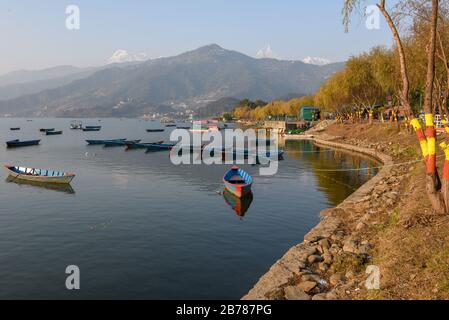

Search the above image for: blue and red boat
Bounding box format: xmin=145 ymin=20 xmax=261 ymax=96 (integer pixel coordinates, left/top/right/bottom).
xmin=223 ymin=166 xmax=253 ymax=198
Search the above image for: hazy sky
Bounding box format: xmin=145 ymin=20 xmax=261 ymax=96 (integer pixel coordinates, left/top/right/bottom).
xmin=0 ymin=0 xmax=395 ymax=75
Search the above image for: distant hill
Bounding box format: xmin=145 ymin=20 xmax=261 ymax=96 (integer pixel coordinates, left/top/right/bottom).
xmin=0 ymin=44 xmax=345 ymax=117
xmin=196 ymin=97 xmax=241 ymax=117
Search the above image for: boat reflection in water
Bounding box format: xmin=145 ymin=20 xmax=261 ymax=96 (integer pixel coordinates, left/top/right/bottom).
xmin=6 ymin=177 xmax=75 ymax=194
xmin=223 ymin=189 xmax=253 ymax=218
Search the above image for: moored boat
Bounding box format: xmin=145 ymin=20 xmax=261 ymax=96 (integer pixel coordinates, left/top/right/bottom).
xmin=223 ymin=166 xmax=253 ymax=198
xmin=46 ymin=130 xmax=63 ymax=136
xmin=10 ymin=127 xmax=20 ymax=131
xmin=83 ymin=127 xmax=102 ymax=132
xmin=165 ymin=124 xmax=177 ymax=127
xmin=4 ymin=165 xmax=75 ymax=184
xmin=125 ymin=141 xmax=164 ymax=150
xmin=86 ymin=139 xmax=126 ymax=145
xmin=40 ymin=128 xmax=55 ymax=132
xmin=104 ymin=139 xmax=141 ymax=147
xmin=145 ymin=143 xmax=175 ymax=152
xmin=6 ymin=139 xmax=41 ymax=148
xmin=146 ymin=129 xmax=165 ymax=132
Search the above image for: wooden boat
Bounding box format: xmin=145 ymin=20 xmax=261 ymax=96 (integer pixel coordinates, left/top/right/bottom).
xmin=46 ymin=130 xmax=63 ymax=136
xmin=125 ymin=141 xmax=164 ymax=150
xmin=85 ymin=125 xmax=102 ymax=129
xmin=223 ymin=188 xmax=253 ymax=217
xmin=145 ymin=143 xmax=175 ymax=152
xmin=4 ymin=165 xmax=75 ymax=184
xmin=40 ymin=128 xmax=55 ymax=132
xmin=177 ymin=126 xmax=191 ymax=130
xmin=104 ymin=139 xmax=141 ymax=147
xmin=6 ymin=139 xmax=40 ymax=148
xmin=10 ymin=127 xmax=20 ymax=131
xmin=223 ymin=166 xmax=253 ymax=198
xmin=165 ymin=124 xmax=177 ymax=127
xmin=146 ymin=129 xmax=165 ymax=132
xmin=82 ymin=127 xmax=101 ymax=132
xmin=86 ymin=139 xmax=126 ymax=145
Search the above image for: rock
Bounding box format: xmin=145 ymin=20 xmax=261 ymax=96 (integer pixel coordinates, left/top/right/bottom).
xmin=318 ymin=262 xmax=329 ymax=272
xmin=325 ymin=292 xmax=338 ymax=300
xmin=284 ymin=287 xmax=311 ymax=300
xmin=308 ymin=255 xmax=324 ymax=264
xmin=312 ymin=293 xmax=327 ymax=300
xmin=318 ymin=238 xmax=331 ymax=250
xmin=298 ymin=281 xmax=317 ymax=293
xmin=343 ymin=240 xmax=359 ymax=254
xmin=306 ymin=236 xmax=323 ymax=244
xmin=322 ymin=253 xmax=333 ymax=264
xmin=301 ymin=274 xmax=322 ymax=283
xmin=298 ymin=261 xmax=307 ymax=270
xmin=329 ymin=273 xmax=345 ymax=286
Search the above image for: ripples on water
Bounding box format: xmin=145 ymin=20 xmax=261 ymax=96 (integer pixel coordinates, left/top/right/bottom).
xmin=0 ymin=119 xmax=379 ymax=299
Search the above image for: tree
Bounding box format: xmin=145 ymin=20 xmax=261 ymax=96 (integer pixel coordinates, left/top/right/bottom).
xmin=343 ymin=0 xmax=447 ymax=214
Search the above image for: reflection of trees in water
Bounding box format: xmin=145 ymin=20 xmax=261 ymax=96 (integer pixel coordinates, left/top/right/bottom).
xmin=286 ymin=140 xmax=379 ymax=206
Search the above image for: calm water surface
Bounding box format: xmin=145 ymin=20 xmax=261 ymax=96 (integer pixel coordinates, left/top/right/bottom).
xmin=0 ymin=118 xmax=378 ymax=299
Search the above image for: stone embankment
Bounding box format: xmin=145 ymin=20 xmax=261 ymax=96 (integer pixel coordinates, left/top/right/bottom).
xmin=243 ymin=133 xmax=409 ymax=300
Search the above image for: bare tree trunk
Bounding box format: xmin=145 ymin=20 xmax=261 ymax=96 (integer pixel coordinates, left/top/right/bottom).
xmin=377 ymin=0 xmax=413 ymax=117
xmin=424 ymin=0 xmax=445 ymax=214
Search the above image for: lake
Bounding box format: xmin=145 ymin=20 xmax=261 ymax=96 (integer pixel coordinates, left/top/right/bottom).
xmin=0 ymin=118 xmax=378 ymax=299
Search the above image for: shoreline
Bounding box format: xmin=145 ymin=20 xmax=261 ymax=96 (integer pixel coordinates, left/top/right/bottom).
xmin=243 ymin=133 xmax=394 ymax=300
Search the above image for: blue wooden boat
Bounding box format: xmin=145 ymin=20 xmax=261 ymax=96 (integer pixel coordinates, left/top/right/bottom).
xmin=104 ymin=139 xmax=141 ymax=147
xmin=83 ymin=127 xmax=101 ymax=132
xmin=40 ymin=128 xmax=55 ymax=132
xmin=223 ymin=166 xmax=253 ymax=198
xmin=86 ymin=139 xmax=126 ymax=145
xmin=4 ymin=165 xmax=75 ymax=184
xmin=146 ymin=129 xmax=165 ymax=132
xmin=6 ymin=139 xmax=41 ymax=148
xmin=85 ymin=125 xmax=102 ymax=129
xmin=125 ymin=141 xmax=164 ymax=150
xmin=46 ymin=130 xmax=63 ymax=136
xmin=145 ymin=143 xmax=175 ymax=152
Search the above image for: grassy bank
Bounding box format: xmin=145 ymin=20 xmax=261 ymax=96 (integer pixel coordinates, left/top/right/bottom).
xmin=244 ymin=122 xmax=449 ymax=300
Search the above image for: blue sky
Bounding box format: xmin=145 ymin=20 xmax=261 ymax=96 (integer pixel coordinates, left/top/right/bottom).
xmin=0 ymin=0 xmax=394 ymax=75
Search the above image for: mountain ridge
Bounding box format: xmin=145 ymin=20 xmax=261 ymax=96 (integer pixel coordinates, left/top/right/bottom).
xmin=0 ymin=44 xmax=345 ymax=117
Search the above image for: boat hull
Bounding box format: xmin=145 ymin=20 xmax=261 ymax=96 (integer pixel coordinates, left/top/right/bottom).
xmin=6 ymin=140 xmax=40 ymax=148
xmin=86 ymin=139 xmax=126 ymax=145
xmin=145 ymin=143 xmax=175 ymax=152
xmin=46 ymin=131 xmax=63 ymax=136
xmin=4 ymin=166 xmax=75 ymax=184
xmin=224 ymin=181 xmax=252 ymax=198
xmin=223 ymin=166 xmax=253 ymax=198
